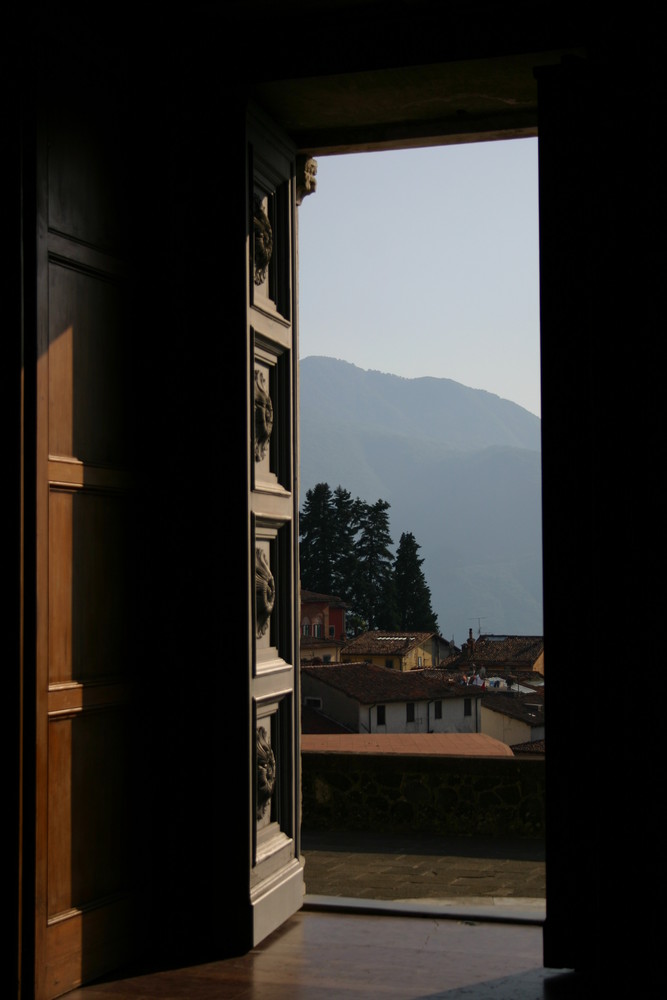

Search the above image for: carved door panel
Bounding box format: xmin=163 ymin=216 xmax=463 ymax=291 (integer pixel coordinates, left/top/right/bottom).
xmin=246 ymin=106 xmax=304 ymax=945
xmin=30 ymin=88 xmax=136 ymax=999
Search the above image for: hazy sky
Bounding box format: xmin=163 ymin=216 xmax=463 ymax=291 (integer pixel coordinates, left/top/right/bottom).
xmin=297 ymin=137 xmax=541 ymax=417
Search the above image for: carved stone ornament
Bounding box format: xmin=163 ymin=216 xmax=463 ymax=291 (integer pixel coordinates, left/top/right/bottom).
xmin=253 ymin=193 xmax=273 ymax=285
xmin=296 ymin=156 xmax=318 ymax=206
xmin=255 ymin=547 xmax=275 ymax=638
xmin=254 ymin=369 xmax=274 ymax=461
xmin=256 ymin=725 xmax=277 ymax=821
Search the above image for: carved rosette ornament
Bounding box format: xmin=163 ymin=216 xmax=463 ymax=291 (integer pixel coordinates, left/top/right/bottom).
xmin=253 ymin=193 xmax=273 ymax=285
xmin=255 ymin=547 xmax=275 ymax=638
xmin=254 ymin=369 xmax=273 ymax=461
xmin=256 ymin=726 xmax=277 ymax=821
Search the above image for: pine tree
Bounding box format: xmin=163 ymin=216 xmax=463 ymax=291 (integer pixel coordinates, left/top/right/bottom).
xmin=375 ymin=571 xmax=400 ymax=631
xmin=299 ymin=483 xmax=335 ymax=593
xmin=300 ymin=483 xmax=364 ymax=600
xmin=354 ymin=499 xmax=395 ymax=629
xmin=300 ymin=486 xmax=438 ymax=636
xmin=393 ymin=531 xmax=439 ymax=632
xmin=330 ymin=486 xmax=362 ymax=603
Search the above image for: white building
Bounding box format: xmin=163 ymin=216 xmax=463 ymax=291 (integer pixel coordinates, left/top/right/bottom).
xmin=301 ymin=662 xmax=483 ymax=734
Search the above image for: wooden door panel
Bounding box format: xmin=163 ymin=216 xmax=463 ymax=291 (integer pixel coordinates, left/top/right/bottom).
xmin=247 ymin=107 xmax=303 ymax=945
xmin=29 ymin=85 xmax=304 ymax=996
xmin=47 ymin=708 xmax=130 ymax=913
xmin=33 ymin=78 xmax=135 ymax=999
xmin=47 ymin=103 xmax=128 ymax=254
xmin=44 ymin=896 xmax=133 ymax=1000
xmin=48 ymin=262 xmax=127 ymax=467
xmin=48 ymin=489 xmax=129 ymax=684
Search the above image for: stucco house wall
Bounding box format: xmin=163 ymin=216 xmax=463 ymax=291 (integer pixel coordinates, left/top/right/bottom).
xmin=481 ymin=706 xmax=545 ymax=746
xmin=402 ymin=642 xmax=433 ymax=669
xmin=301 ymin=673 xmax=358 ymax=730
xmin=351 ymin=640 xmax=434 ymax=671
xmin=300 ymin=593 xmax=347 ymax=641
xmin=300 ymin=637 xmax=343 ymax=664
xmin=367 ymin=696 xmax=479 ymax=734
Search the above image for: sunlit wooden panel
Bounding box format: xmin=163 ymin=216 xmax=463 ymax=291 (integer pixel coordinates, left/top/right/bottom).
xmin=49 ymin=489 xmax=129 ymax=684
xmin=47 ymin=708 xmax=130 ymax=917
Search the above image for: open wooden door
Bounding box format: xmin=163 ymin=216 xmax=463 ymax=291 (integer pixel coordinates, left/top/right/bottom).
xmin=27 ymin=69 xmax=137 ymax=1000
xmin=246 ymin=105 xmax=305 ymax=946
xmin=21 ymin=38 xmax=305 ymax=992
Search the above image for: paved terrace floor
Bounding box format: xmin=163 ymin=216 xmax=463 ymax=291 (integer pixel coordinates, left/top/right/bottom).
xmin=301 ymin=731 xmax=544 ymax=921
xmin=301 ymin=829 xmax=546 ymax=924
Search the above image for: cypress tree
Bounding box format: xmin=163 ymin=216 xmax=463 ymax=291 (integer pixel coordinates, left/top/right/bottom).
xmin=330 ymin=486 xmax=362 ymax=603
xmin=354 ymin=498 xmax=395 ymax=629
xmin=393 ymin=531 xmax=439 ymax=632
xmin=299 ymin=482 xmax=335 ymax=593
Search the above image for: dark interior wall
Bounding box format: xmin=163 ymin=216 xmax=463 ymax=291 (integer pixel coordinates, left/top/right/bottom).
xmin=538 ymin=48 xmax=664 ymax=987
xmin=230 ymin=0 xmax=585 ymax=80
xmin=4 ymin=37 xmax=26 ymax=1000
xmin=538 ymin=59 xmax=601 ymax=975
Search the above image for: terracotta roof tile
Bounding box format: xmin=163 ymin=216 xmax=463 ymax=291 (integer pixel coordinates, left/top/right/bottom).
xmin=446 ymin=634 xmax=544 ymax=671
xmin=342 ymin=630 xmax=436 ymax=657
xmin=301 ymin=732 xmax=514 ymax=757
xmin=472 ymin=635 xmax=544 ymax=662
xmin=300 ymin=636 xmax=344 ymax=650
xmin=300 ymin=590 xmax=348 ymax=606
xmin=511 ymin=738 xmax=545 ymax=755
xmin=302 ymin=662 xmax=482 ymax=705
xmin=481 ymin=690 xmax=544 ymax=726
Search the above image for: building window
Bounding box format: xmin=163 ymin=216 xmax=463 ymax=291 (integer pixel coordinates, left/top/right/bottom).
xmin=385 ymin=658 xmax=394 ymax=669
xmin=377 ymin=705 xmax=386 ymax=726
xmin=406 ymin=702 xmax=415 ymax=723
xmin=302 ymin=624 xmax=310 ymax=636
xmin=329 ymin=626 xmax=335 ymax=637
xmin=434 ymin=700 xmax=442 ymax=720
xmin=418 ymin=656 xmax=422 ymax=667
xmin=464 ymin=698 xmax=472 ymax=717
xmin=313 ymin=624 xmax=322 ymax=637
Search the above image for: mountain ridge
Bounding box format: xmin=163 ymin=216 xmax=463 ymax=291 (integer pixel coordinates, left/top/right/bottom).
xmin=300 ymin=356 xmax=541 ymax=452
xmin=299 ymin=356 xmax=543 ymax=645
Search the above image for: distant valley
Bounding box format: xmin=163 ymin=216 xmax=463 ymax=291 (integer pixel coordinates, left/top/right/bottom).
xmin=299 ymin=356 xmax=543 ymax=646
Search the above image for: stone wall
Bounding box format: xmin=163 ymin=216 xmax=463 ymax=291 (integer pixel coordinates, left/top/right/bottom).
xmin=302 ymin=752 xmax=545 ymax=838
